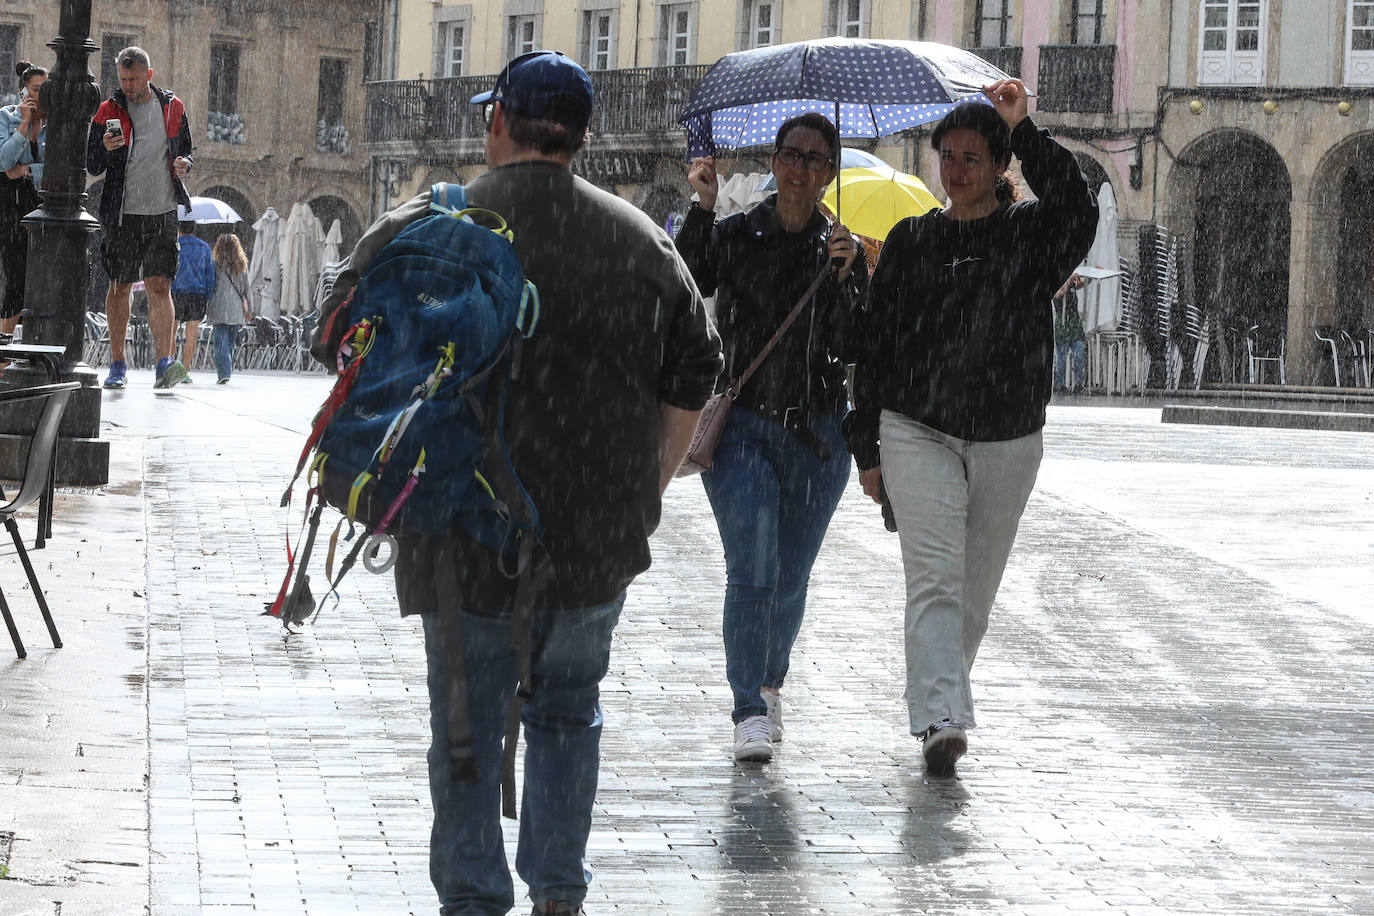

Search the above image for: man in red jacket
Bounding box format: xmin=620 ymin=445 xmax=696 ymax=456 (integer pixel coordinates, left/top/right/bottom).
xmin=87 ymin=46 xmax=194 ymax=389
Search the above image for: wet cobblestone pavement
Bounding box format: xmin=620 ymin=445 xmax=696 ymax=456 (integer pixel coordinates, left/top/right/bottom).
xmin=1 ymin=373 xmax=1371 ymax=914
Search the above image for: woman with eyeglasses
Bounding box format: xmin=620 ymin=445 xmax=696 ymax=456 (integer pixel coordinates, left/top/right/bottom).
xmin=675 ymin=113 xmax=866 ymax=763
xmin=0 ymin=61 xmax=47 ymax=334
xmin=846 ymin=80 xmax=1097 ymax=776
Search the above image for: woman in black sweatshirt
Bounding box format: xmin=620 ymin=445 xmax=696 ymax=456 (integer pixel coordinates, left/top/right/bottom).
xmin=676 ymin=113 xmax=866 ymax=764
xmin=846 ymin=80 xmax=1097 ymax=775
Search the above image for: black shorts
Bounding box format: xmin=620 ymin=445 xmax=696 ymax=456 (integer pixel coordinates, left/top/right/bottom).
xmin=100 ymin=212 xmax=179 ymax=284
xmin=172 ymin=291 xmax=208 ymax=322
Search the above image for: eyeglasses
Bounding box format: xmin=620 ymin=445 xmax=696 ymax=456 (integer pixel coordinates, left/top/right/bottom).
xmin=483 ymin=102 xmax=496 ymax=128
xmin=774 ymin=146 xmax=833 ymax=172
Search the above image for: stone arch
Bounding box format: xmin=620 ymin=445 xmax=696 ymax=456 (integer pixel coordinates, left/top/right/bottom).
xmin=1073 ymin=151 xmax=1111 ymax=195
xmin=1163 ymin=129 xmax=1292 ymax=342
xmin=1308 ymin=132 xmax=1374 ymax=337
xmin=307 ymin=194 xmax=362 ymax=254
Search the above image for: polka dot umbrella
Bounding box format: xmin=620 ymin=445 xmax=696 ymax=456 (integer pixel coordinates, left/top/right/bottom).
xmin=680 ymin=38 xmax=1014 ymax=159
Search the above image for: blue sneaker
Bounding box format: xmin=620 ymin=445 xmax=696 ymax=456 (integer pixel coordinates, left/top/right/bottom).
xmin=103 ymin=360 xmax=127 ymax=389
xmin=154 ymin=357 xmax=188 ymax=389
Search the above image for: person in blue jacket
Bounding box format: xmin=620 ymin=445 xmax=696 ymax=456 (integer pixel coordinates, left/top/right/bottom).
xmin=0 ymin=61 xmax=47 ymax=335
xmin=170 ymin=220 xmax=214 ymax=380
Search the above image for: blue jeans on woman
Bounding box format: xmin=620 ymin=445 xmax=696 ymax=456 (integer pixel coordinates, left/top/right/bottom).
xmin=702 ymin=406 xmax=850 ymax=724
xmin=211 ymin=324 xmax=239 ymax=381
xmin=422 ymin=594 xmax=624 ymax=914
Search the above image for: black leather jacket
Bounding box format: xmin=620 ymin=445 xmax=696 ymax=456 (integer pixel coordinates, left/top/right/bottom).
xmin=675 ymin=195 xmax=866 ymax=424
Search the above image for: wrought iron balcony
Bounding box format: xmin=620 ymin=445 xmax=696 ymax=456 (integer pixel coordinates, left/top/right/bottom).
xmin=1036 ymin=45 xmax=1116 ymax=114
xmin=970 ymin=46 xmax=1022 ymax=78
xmin=364 ymin=65 xmax=713 ymax=145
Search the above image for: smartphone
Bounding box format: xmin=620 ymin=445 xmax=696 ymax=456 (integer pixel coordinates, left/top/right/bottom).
xmin=878 ymin=479 xmax=897 ymax=533
xmin=106 ymin=118 xmax=122 ymax=138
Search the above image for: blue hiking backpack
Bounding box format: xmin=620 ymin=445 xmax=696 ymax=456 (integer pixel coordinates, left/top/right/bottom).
xmin=271 ymin=183 xmax=543 ymax=625
xmin=270 ymin=185 xmax=548 ymax=809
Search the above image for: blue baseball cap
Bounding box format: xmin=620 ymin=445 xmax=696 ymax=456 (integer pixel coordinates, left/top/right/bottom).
xmin=470 ymin=50 xmax=594 ymax=131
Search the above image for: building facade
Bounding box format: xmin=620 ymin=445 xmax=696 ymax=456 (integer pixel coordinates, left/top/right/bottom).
xmin=366 ymin=0 xmax=1372 ymax=384
xmin=0 ymin=0 xmax=374 ymax=252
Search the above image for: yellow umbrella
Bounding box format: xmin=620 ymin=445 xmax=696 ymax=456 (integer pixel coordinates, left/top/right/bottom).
xmin=821 ymin=166 xmax=942 ymax=242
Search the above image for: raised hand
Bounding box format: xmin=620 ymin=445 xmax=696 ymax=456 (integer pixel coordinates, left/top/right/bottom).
xmin=982 ymin=78 xmax=1029 ymax=131
xmin=686 ymin=156 xmax=719 ymax=212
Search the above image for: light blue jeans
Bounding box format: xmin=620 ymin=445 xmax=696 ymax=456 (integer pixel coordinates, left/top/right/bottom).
xmin=211 ymin=324 xmax=239 ymax=381
xmin=878 ymin=410 xmax=1041 ymax=736
xmin=702 ymin=407 xmax=850 ymax=724
xmin=422 ymin=593 xmax=624 ymax=914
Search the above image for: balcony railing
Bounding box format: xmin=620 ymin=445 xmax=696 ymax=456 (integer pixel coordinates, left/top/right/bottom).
xmin=1036 ymin=44 xmax=1116 ymax=114
xmin=970 ymin=46 xmax=1022 ymax=78
xmin=364 ymin=65 xmax=713 ymax=145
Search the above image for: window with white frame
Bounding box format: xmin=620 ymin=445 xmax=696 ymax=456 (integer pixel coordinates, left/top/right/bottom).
xmin=508 ymin=14 xmax=540 ymax=57
xmin=748 ymin=0 xmax=778 ymax=47
xmin=975 ymin=0 xmax=1012 ymax=46
xmin=1348 ymin=0 xmax=1374 ymax=84
xmin=433 ymin=6 xmax=472 ymax=78
xmin=446 ymin=23 xmax=467 ymax=76
xmin=1071 ymin=0 xmax=1105 ymax=44
xmin=582 ymin=10 xmax=616 ymax=71
xmin=1199 ymin=0 xmax=1265 ymax=85
xmin=660 ymin=3 xmax=696 ymax=66
xmin=830 ymin=0 xmax=866 ymax=37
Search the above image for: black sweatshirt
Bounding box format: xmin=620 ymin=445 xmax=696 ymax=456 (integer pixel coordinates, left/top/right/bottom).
xmin=675 ymin=195 xmax=866 ymax=419
xmin=846 ymin=117 xmax=1097 ymax=468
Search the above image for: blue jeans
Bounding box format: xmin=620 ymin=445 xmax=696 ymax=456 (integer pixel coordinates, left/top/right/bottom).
xmin=212 ymin=324 xmax=238 ymax=380
xmin=702 ymin=407 xmax=850 ymax=724
xmin=1054 ymin=339 xmax=1085 ymax=390
xmin=422 ymin=594 xmax=624 ymax=914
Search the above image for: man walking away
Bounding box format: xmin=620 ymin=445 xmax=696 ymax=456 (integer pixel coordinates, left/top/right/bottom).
xmin=170 ymin=220 xmax=213 ymax=381
xmin=87 ymin=46 xmax=193 ymax=389
xmin=313 ymin=50 xmax=722 ymax=916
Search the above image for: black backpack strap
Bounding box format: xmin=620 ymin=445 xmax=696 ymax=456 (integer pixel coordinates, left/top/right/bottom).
xmin=499 ymin=534 xmax=543 ymax=820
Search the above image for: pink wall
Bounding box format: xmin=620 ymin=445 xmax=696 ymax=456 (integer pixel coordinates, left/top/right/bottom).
xmin=1114 ymin=0 xmax=1137 ymax=114
xmin=1021 ymin=0 xmax=1052 ymax=113
xmin=932 ymin=0 xmax=957 ymax=44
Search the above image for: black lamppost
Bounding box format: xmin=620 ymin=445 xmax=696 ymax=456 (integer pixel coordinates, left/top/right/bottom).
xmin=8 ymin=0 xmax=108 ymax=484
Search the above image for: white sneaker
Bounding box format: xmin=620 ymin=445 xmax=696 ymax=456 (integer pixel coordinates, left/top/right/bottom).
xmin=761 ymin=688 xmax=783 ymax=743
xmin=733 ymin=715 xmax=773 ymax=762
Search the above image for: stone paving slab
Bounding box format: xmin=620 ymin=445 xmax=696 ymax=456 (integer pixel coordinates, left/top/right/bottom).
xmin=1 ymin=372 xmax=1372 ymax=914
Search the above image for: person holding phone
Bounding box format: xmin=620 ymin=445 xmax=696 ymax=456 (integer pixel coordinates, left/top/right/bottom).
xmin=87 ymin=46 xmax=194 ymax=389
xmin=675 ymin=113 xmax=866 ymax=763
xmin=0 ymin=61 xmax=48 ymax=335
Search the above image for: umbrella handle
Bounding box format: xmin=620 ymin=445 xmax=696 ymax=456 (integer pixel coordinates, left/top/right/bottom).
xmin=830 ymin=100 xmax=843 ymax=269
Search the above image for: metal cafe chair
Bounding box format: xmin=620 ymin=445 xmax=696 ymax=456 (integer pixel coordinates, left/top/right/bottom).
xmin=1245 ymin=325 xmax=1286 ymax=385
xmin=1314 ymin=327 xmax=1343 ymax=387
xmin=0 ymin=382 xmax=80 ymax=658
xmin=1341 ymin=329 xmax=1370 ymax=388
